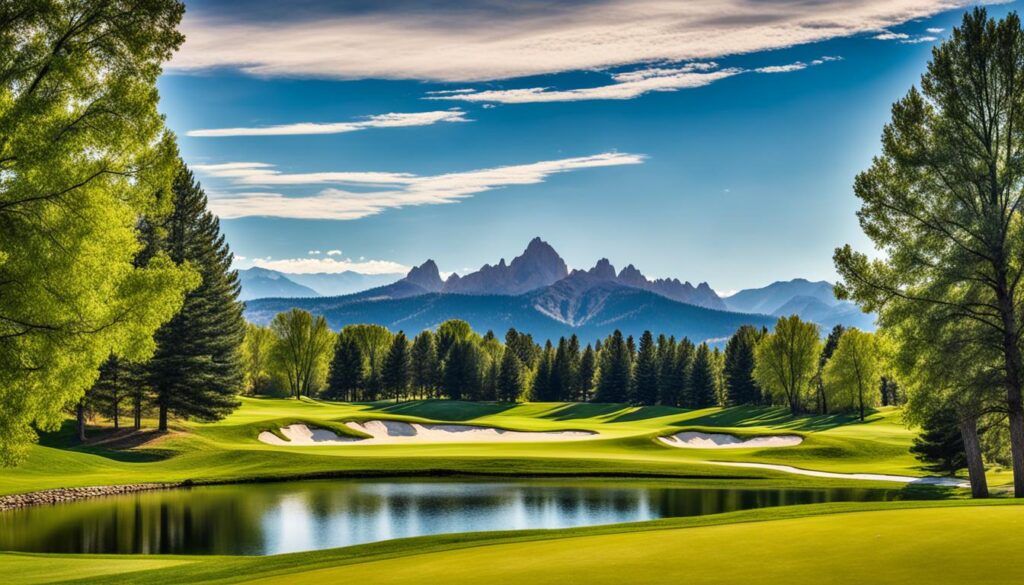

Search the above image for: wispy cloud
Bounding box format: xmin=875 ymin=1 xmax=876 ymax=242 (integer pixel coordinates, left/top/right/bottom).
xmin=201 ymin=152 xmax=645 ymax=220
xmin=170 ymin=1 xmax=984 ymax=82
xmin=246 ymin=257 xmax=410 ymax=275
xmin=875 ymin=28 xmax=944 ymax=44
xmin=187 ymin=109 xmax=468 ymax=137
xmin=926 ymin=27 xmax=945 ymax=33
xmin=427 ymin=58 xmax=838 ymax=104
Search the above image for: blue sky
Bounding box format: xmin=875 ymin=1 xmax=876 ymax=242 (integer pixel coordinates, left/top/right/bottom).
xmin=158 ymin=1 xmax=1015 ymax=293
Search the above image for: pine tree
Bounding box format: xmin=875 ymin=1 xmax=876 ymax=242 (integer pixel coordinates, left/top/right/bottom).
xmin=577 ymin=345 xmax=598 ymax=401
xmin=442 ymin=338 xmax=481 ymax=400
xmin=724 ymin=325 xmax=762 ymax=405
xmin=550 ymin=337 xmax=574 ymax=401
xmin=482 ymin=357 xmax=500 ymax=401
xmin=596 ymin=330 xmax=632 ymax=403
xmin=532 ymin=341 xmax=555 ymax=401
xmin=382 ymin=332 xmax=412 ymax=401
xmin=497 ymin=349 xmax=524 ymax=402
xmin=505 ymin=328 xmax=540 ymax=370
xmin=688 ymin=343 xmax=717 ymax=408
xmin=632 ymin=331 xmax=659 ymax=405
xmin=325 ymin=335 xmax=363 ymax=401
xmin=410 ymin=331 xmax=439 ymax=399
xmin=910 ymin=407 xmax=967 ymax=474
xmin=87 ymin=355 xmax=132 ymax=429
xmin=665 ymin=338 xmax=694 ymax=406
xmin=148 ymin=166 xmax=245 ymax=431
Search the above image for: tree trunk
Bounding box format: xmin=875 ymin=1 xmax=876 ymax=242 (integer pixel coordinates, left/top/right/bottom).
xmin=76 ymin=400 xmax=87 ymax=442
xmin=133 ymin=396 xmax=142 ymax=430
xmin=997 ymin=289 xmax=1024 ymax=497
xmin=158 ymin=404 xmax=168 ymax=432
xmin=959 ymin=416 xmax=989 ymax=499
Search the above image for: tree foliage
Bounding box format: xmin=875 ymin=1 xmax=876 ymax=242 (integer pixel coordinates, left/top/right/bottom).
xmin=0 ymin=0 xmax=194 ymax=464
xmin=269 ymin=309 xmax=333 ymax=398
xmin=754 ymin=316 xmax=821 ymax=414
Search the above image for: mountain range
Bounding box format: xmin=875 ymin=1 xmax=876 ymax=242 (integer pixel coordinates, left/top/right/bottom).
xmin=237 ymin=267 xmax=404 ymax=300
xmin=243 ymin=237 xmax=875 ymax=342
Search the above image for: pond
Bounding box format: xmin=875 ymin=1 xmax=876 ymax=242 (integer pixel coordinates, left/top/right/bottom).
xmin=0 ymin=479 xmax=900 ymax=555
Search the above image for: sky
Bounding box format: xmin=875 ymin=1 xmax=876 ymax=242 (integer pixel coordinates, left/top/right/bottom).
xmin=158 ymin=0 xmax=1017 ymax=293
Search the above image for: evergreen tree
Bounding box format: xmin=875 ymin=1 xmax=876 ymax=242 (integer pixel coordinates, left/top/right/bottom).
xmin=532 ymin=341 xmax=556 ymax=401
xmin=148 ymin=166 xmax=245 ymax=431
xmin=505 ymin=328 xmax=540 ymax=370
xmin=724 ymin=325 xmax=762 ymax=405
xmin=497 ymin=349 xmax=525 ymax=402
xmin=910 ymin=407 xmax=967 ymax=474
xmin=325 ymin=335 xmax=363 ymax=401
xmin=482 ymin=357 xmax=500 ymax=401
xmin=656 ymin=335 xmax=676 ymax=404
xmin=632 ymin=331 xmax=659 ymax=405
xmin=442 ymin=338 xmax=481 ymax=400
xmin=87 ymin=355 xmax=132 ymax=430
xmin=665 ymin=338 xmax=694 ymax=406
xmin=688 ymin=343 xmax=717 ymax=408
xmin=596 ymin=331 xmax=632 ymax=403
xmin=550 ymin=337 xmax=574 ymax=401
xmin=410 ymin=331 xmax=440 ymax=399
xmin=577 ymin=345 xmax=598 ymax=401
xmin=381 ymin=332 xmax=412 ymax=401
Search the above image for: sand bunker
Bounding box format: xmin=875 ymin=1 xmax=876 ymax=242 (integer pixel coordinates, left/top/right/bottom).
xmin=258 ymin=421 xmax=595 ymax=446
xmin=702 ymin=461 xmax=969 ymax=487
xmin=658 ymin=431 xmax=803 ymax=449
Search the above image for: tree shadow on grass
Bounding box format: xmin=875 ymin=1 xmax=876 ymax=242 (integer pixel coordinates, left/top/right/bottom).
xmin=38 ymin=422 xmax=176 ymax=462
xmin=674 ymin=405 xmax=864 ymax=432
xmin=609 ymin=406 xmax=683 ymax=423
xmin=364 ymin=400 xmax=517 ymax=421
xmin=538 ymin=403 xmax=631 ymax=421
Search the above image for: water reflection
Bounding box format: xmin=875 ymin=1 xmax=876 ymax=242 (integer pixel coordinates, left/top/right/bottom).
xmin=0 ymin=480 xmax=896 ymax=555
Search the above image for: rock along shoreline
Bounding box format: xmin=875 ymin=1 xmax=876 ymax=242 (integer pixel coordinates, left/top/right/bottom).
xmin=0 ymin=482 xmax=184 ymax=511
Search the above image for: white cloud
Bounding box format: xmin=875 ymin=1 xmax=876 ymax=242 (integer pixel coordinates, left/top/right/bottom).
xmin=202 ymin=152 xmax=645 ymax=220
xmin=249 ymin=257 xmax=410 ymax=275
xmin=874 ymin=31 xmax=910 ymax=40
xmin=428 ymin=58 xmax=835 ymax=104
xmin=187 ymin=109 xmax=468 ymax=137
xmin=326 ymin=250 xmax=342 ymax=256
xmin=170 ymin=1 xmax=985 ymax=82
xmin=900 ymin=35 xmax=939 ymax=43
xmin=926 ymin=27 xmax=945 ymax=33
xmin=308 ymin=250 xmax=321 ymax=255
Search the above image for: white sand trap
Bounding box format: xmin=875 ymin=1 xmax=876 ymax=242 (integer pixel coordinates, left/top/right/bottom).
xmin=659 ymin=431 xmax=803 ymax=449
xmin=258 ymin=424 xmax=361 ymax=446
xmin=258 ymin=421 xmax=595 ymax=446
xmin=703 ymin=461 xmax=969 ymax=487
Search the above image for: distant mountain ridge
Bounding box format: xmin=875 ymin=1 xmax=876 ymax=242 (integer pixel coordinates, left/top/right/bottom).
xmin=237 ymin=267 xmax=404 ymax=300
xmin=241 ymin=238 xmax=876 ymax=342
xmin=237 ymin=267 xmax=318 ymax=301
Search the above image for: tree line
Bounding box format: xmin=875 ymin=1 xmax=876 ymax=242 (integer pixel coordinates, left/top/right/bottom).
xmin=241 ymin=312 xmax=899 ymax=417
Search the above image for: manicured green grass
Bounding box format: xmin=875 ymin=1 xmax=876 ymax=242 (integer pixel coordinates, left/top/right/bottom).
xmin=1 ymin=397 xmax=995 ymax=497
xmin=6 ymin=500 xmax=1022 ymax=584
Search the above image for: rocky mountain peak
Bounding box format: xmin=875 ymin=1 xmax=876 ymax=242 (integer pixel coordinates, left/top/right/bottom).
xmin=617 ymin=264 xmax=646 ymax=287
xmin=589 ymin=258 xmax=617 ymax=281
xmin=404 ymin=260 xmax=444 ymax=292
xmin=444 ymin=237 xmax=568 ymax=296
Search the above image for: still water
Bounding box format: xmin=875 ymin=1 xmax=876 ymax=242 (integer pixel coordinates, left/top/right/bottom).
xmin=0 ymin=479 xmax=897 ymax=555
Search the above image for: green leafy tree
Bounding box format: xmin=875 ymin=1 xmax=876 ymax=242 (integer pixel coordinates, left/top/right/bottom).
xmin=148 ymin=166 xmax=246 ymax=431
xmin=834 ymin=8 xmax=1024 ymax=495
xmin=436 ymin=319 xmax=474 ymax=359
xmin=325 ymin=335 xmax=363 ymax=401
xmin=688 ymin=344 xmax=717 ymax=408
xmin=269 ymin=309 xmax=334 ymax=399
xmin=242 ymin=323 xmax=275 ymax=395
xmin=754 ymin=315 xmax=821 ymax=414
xmin=724 ymin=326 xmax=763 ymax=405
xmin=497 ymin=349 xmax=525 ymax=402
xmin=382 ymin=332 xmax=412 ymax=401
xmin=0 ymin=0 xmax=195 ymax=465
xmin=596 ymin=330 xmax=632 ymax=403
xmin=815 ymin=325 xmax=845 ymax=414
xmin=822 ymin=329 xmax=883 ymax=420
xmin=505 ymin=328 xmax=539 ymax=370
xmin=632 ymin=331 xmax=659 ymax=405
